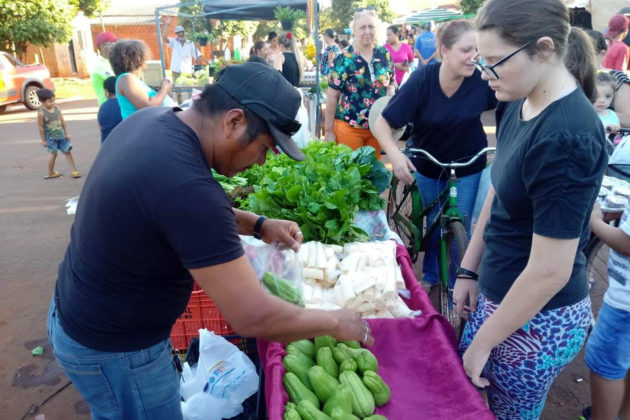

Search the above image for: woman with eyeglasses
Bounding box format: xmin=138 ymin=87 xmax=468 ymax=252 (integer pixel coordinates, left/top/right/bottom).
xmin=325 ymin=8 xmax=396 ymax=155
xmin=449 ymin=0 xmax=606 ymax=418
xmin=373 ymin=20 xmax=497 ymax=289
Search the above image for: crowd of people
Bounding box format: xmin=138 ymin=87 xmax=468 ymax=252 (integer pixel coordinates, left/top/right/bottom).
xmin=38 ymin=1 xmax=630 ymax=419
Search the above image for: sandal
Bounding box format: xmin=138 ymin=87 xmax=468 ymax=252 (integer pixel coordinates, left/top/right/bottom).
xmin=72 ymin=171 xmax=81 ymax=179
xmin=44 ymin=172 xmax=62 ymax=179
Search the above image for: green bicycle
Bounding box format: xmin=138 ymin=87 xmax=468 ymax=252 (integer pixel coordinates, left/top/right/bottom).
xmin=387 ymin=146 xmax=496 ymax=338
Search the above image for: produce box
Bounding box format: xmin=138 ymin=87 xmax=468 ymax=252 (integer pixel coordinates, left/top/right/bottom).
xmin=258 ymin=244 xmax=495 ymax=420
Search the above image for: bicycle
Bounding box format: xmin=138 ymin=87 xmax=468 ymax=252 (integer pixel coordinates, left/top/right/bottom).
xmin=386 ymin=146 xmax=496 ymax=339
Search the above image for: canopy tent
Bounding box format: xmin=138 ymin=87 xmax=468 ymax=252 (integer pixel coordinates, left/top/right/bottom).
xmin=154 ymin=0 xmax=323 ymax=136
xmin=393 ymin=8 xmax=473 ymax=25
xmin=201 ymin=0 xmax=306 ymax=21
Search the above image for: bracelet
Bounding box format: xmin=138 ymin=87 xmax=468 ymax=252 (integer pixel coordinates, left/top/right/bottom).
xmin=457 ymin=267 xmax=478 ymax=280
xmin=253 ymin=216 xmax=267 ymax=240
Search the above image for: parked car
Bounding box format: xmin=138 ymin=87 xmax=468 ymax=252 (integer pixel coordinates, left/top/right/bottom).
xmin=0 ymin=51 xmax=55 ymax=112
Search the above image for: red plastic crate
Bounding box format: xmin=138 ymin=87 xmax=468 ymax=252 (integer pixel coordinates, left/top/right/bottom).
xmin=170 ymin=287 xmax=235 ymax=350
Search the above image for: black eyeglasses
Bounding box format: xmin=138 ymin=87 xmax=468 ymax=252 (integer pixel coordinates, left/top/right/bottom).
xmin=472 ymin=41 xmax=533 ymax=80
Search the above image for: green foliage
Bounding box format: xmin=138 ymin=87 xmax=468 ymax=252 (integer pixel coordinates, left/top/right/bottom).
xmin=322 ymin=0 xmax=393 ymax=34
xmin=71 ymin=0 xmax=109 ymax=17
xmin=253 ymin=20 xmax=280 ymax=41
xmin=459 ymin=0 xmax=484 ymax=15
xmin=237 ymin=142 xmax=387 ymax=244
xmin=0 ymin=0 xmax=76 ymax=56
xmin=274 ymin=6 xmax=306 ymax=22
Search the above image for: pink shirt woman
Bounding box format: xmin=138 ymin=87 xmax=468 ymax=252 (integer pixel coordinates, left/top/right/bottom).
xmin=384 ymin=25 xmax=414 ymax=85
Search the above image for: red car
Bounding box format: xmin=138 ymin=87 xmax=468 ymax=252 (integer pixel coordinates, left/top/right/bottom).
xmin=0 ymin=51 xmax=55 ymax=112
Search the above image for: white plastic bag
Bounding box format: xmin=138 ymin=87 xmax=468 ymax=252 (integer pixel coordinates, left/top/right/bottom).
xmin=180 ymin=329 xmax=259 ymax=420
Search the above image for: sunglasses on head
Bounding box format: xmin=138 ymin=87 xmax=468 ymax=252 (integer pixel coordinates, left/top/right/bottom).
xmin=355 ymin=6 xmax=376 ymax=12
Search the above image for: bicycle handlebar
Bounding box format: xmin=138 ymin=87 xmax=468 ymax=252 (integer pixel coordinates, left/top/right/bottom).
xmin=405 ymin=146 xmax=496 ymax=169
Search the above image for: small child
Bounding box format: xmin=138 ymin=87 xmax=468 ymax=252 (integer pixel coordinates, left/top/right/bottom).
xmin=97 ymin=76 xmax=122 ymax=144
xmin=584 ymin=201 xmax=630 ymax=419
xmin=36 ymin=89 xmax=80 ymax=179
xmin=594 ymin=72 xmax=621 ymax=137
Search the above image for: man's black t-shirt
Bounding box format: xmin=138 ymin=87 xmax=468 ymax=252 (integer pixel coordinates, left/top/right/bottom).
xmin=381 ymin=63 xmax=497 ymax=179
xmin=480 ymin=89 xmax=608 ymax=310
xmin=56 ymin=107 xmax=244 ymax=352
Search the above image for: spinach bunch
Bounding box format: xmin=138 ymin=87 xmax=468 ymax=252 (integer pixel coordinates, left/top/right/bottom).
xmin=240 ymin=142 xmax=388 ymax=244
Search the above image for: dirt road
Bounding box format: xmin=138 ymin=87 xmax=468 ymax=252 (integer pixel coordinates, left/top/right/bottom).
xmin=0 ymin=103 xmax=589 ymax=419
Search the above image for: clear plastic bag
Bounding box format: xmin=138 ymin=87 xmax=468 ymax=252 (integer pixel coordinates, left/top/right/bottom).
xmin=241 ymin=237 xmax=304 ymax=306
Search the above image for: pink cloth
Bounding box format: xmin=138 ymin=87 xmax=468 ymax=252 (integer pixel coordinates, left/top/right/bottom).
xmin=384 ymin=43 xmax=414 ymax=85
xmin=258 ymin=244 xmax=494 ymax=420
xmin=604 ymin=40 xmax=629 ymax=71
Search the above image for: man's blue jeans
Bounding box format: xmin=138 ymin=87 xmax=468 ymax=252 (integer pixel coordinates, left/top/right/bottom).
xmin=47 ymin=297 xmax=183 ymax=420
xmin=415 ymin=171 xmax=481 ymax=285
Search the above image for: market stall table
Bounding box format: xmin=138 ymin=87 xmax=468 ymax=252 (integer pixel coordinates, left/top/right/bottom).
xmin=258 ymin=243 xmax=495 ymax=420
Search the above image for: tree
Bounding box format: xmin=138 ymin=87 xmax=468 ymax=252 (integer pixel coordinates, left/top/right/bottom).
xmin=322 ymin=0 xmax=395 ymax=34
xmin=71 ymin=0 xmax=110 ymax=17
xmin=460 ymin=0 xmax=484 ymax=15
xmin=0 ymin=0 xmax=76 ymax=57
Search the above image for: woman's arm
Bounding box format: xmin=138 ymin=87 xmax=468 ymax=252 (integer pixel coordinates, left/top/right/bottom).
xmin=327 ymin=50 xmax=335 ymax=68
xmin=453 ymin=186 xmax=495 ymax=317
xmin=614 ymin=83 xmax=630 ymax=127
xmin=324 ymin=87 xmax=341 ymax=142
xmin=118 ymin=75 xmax=172 ymax=110
xmin=463 ymin=233 xmax=579 ymax=387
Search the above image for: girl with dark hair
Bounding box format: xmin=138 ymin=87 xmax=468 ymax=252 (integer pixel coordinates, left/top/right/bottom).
xmin=320 ymin=29 xmax=340 ymax=75
xmin=587 ymin=29 xmax=608 ymax=68
xmin=249 ymin=41 xmax=269 ymax=61
xmin=384 ymin=25 xmax=414 ymax=86
xmin=111 ymin=39 xmax=175 ymax=119
xmin=374 ymin=20 xmax=497 ymax=287
xmin=450 ymin=0 xmax=607 ymax=418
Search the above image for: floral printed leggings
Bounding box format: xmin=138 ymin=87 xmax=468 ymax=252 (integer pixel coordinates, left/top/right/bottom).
xmin=459 ymin=293 xmax=592 ymax=420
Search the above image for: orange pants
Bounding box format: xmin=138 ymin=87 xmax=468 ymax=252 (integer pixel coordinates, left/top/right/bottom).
xmin=334 ymin=120 xmax=382 ymax=158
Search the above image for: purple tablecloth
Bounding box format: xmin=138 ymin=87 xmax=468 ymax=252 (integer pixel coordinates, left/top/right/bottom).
xmin=258 ymin=243 xmax=495 ymax=420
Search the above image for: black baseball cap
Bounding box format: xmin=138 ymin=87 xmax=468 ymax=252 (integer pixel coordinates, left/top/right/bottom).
xmin=216 ymin=62 xmax=304 ymax=160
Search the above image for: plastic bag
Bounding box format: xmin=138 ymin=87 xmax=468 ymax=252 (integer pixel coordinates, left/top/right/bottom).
xmin=241 ymin=236 xmax=304 ymax=306
xmin=180 ymin=329 xmax=259 ymax=420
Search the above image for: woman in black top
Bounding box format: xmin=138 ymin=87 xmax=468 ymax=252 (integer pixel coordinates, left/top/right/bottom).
xmin=278 ymin=31 xmax=301 ymax=87
xmin=453 ymin=0 xmax=607 ymax=418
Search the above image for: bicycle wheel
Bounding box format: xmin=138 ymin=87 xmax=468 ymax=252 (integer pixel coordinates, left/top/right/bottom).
xmin=386 ymin=177 xmax=422 ymax=262
xmin=584 ymin=236 xmax=609 ymax=320
xmin=439 ymin=221 xmax=469 ymax=340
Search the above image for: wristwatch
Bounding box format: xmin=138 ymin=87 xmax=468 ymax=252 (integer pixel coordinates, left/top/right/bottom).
xmin=456 ymin=267 xmax=478 ymax=280
xmin=253 ymin=216 xmax=267 ymax=240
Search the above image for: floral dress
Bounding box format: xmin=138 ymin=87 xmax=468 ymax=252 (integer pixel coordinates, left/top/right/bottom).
xmin=328 ymin=45 xmax=395 ymax=129
xmin=320 ymin=44 xmax=341 ymax=75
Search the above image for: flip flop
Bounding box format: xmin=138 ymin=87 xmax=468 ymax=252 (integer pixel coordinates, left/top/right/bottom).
xmin=44 ymin=172 xmax=62 ymax=179
xmin=72 ymin=171 xmax=81 ymax=179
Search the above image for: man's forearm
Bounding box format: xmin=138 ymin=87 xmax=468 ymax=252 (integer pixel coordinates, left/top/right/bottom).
xmin=233 ymin=208 xmax=259 ymax=236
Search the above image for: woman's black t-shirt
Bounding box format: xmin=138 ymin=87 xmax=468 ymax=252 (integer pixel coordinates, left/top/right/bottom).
xmin=381 ymin=63 xmax=497 ymax=179
xmin=480 ymin=88 xmax=608 ymax=310
xmin=282 ymin=52 xmax=300 ymax=87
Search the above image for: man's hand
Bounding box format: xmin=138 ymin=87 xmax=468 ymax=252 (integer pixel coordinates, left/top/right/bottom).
xmin=41 ymin=141 xmax=47 ymax=148
xmin=331 ymin=310 xmax=374 ymax=346
xmin=260 ymin=218 xmax=303 ymax=252
xmin=160 ymin=78 xmax=173 ymax=93
xmin=162 ymin=16 xmax=172 ymax=25
xmin=463 ymin=339 xmax=492 ymax=388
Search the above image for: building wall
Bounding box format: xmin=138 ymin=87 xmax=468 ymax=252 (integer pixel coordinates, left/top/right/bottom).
xmin=90 ymin=21 xmax=217 ymax=75
xmin=24 ymin=30 xmax=90 ymax=78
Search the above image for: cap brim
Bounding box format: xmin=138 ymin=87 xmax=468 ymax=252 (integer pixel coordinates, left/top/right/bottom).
xmin=368 ymin=96 xmax=405 ymax=141
xmin=268 ymin=124 xmax=305 ymax=161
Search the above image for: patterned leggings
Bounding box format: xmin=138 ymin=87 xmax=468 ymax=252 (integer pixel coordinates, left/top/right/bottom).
xmin=459 ymin=293 xmax=592 ymax=420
